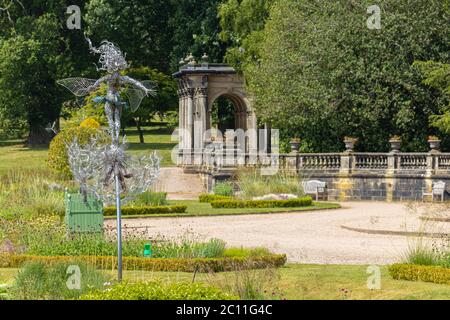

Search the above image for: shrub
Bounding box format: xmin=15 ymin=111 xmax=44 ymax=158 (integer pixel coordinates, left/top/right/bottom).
xmin=199 ymin=194 xmax=233 ymax=203
xmin=10 ymin=261 xmax=109 ymax=300
xmin=388 ymin=264 xmax=450 ymax=285
xmin=79 ymin=281 xmax=238 ymax=300
xmin=210 ymin=197 xmax=313 ymax=209
xmin=103 ymin=205 xmax=187 ymax=216
xmin=47 ymin=126 xmax=109 ymax=176
xmin=79 ymin=118 xmax=100 ymax=129
xmin=213 ymin=182 xmax=234 ymax=196
xmin=0 ymin=253 xmax=287 ymax=273
xmin=223 ymin=247 xmax=271 ymax=258
xmin=131 ymin=191 xmax=168 ymax=206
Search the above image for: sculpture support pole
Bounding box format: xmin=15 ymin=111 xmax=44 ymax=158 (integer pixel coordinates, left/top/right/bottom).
xmin=115 ymin=171 xmax=123 ymax=282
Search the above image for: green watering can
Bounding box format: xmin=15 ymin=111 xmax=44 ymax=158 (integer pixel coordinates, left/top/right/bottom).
xmin=143 ymin=243 xmax=152 ymax=257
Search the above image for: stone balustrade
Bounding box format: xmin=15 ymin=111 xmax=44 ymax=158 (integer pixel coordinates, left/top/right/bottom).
xmin=179 ymin=149 xmax=450 ymax=201
xmin=180 ymin=149 xmax=450 ymax=174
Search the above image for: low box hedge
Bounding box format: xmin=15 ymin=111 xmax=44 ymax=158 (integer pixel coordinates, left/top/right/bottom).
xmin=79 ymin=281 xmax=238 ymax=300
xmin=0 ymin=253 xmax=287 ymax=273
xmin=210 ymin=196 xmax=313 ymax=209
xmin=199 ymin=194 xmax=233 ymax=203
xmin=104 ymin=205 xmax=187 ymax=216
xmin=388 ymin=263 xmax=450 ymax=285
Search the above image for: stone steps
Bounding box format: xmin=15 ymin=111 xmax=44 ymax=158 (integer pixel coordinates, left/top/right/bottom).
xmin=153 ymin=167 xmax=205 ymax=200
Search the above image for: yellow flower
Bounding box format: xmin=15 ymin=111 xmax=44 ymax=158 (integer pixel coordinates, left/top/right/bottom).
xmin=80 ymin=118 xmax=100 ymax=129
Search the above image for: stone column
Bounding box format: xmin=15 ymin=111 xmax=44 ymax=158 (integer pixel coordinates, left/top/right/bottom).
xmin=194 ymin=87 xmax=207 ymax=150
xmin=186 ymin=88 xmax=194 ymax=151
xmin=247 ymin=110 xmax=258 ymax=155
xmin=177 ymin=88 xmax=185 ymax=151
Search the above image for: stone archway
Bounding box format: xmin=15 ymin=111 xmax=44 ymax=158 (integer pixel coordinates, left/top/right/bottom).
xmin=173 ymin=62 xmax=258 ymax=166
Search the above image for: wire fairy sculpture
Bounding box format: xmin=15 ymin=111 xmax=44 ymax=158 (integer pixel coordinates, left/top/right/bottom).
xmin=58 ymin=36 xmax=160 ymax=205
xmin=58 ymin=37 xmax=160 ymax=281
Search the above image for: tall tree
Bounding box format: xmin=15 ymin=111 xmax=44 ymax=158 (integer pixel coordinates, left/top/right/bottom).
xmin=0 ymin=0 xmax=94 ymax=145
xmin=84 ymin=0 xmax=174 ymax=72
xmin=242 ymin=0 xmax=450 ymax=152
xmin=0 ymin=13 xmax=64 ymax=145
xmin=168 ymin=0 xmax=227 ymax=71
xmin=218 ymin=0 xmax=271 ymax=73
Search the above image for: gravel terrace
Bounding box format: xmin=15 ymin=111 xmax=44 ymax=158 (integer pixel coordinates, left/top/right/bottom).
xmin=105 ymin=202 xmax=449 ymax=265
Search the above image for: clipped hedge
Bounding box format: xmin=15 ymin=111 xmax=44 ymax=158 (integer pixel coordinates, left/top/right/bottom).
xmin=104 ymin=205 xmax=187 ymax=216
xmin=0 ymin=253 xmax=287 ymax=273
xmin=199 ymin=194 xmax=233 ymax=203
xmin=210 ymin=196 xmax=313 ymax=209
xmin=388 ymin=264 xmax=450 ymax=285
xmin=79 ymin=281 xmax=238 ymax=300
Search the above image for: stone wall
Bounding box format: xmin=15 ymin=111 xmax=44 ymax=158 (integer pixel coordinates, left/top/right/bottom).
xmin=192 ymin=151 xmax=450 ymax=202
xmin=306 ymin=173 xmax=450 ymax=201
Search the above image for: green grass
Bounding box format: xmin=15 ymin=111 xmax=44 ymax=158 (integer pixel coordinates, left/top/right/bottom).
xmin=0 ymin=144 xmax=48 ymax=173
xmin=1 ymin=264 xmax=449 ymax=300
xmin=0 ymin=124 xmax=176 ymax=173
xmin=103 ymin=201 xmax=341 ymax=219
xmin=123 ymin=125 xmax=177 ymax=167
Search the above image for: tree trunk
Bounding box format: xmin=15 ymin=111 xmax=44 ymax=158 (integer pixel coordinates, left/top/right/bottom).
xmin=135 ymin=117 xmax=144 ymax=143
xmin=28 ymin=123 xmax=51 ymax=146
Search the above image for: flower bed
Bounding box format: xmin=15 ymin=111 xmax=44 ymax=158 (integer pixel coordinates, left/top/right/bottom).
xmin=388 ymin=263 xmax=450 ymax=285
xmin=0 ymin=253 xmax=287 ymax=273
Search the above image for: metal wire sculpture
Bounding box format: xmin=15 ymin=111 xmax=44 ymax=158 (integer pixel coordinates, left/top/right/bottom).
xmin=58 ymin=36 xmax=160 ymax=204
xmin=58 ymin=37 xmax=160 ymax=281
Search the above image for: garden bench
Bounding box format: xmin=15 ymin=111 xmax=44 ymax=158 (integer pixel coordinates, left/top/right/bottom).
xmin=302 ymin=180 xmax=327 ymax=201
xmin=422 ymin=181 xmax=446 ymax=202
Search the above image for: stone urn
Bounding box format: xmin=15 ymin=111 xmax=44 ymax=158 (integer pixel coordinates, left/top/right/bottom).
xmin=290 ymin=139 xmax=300 ymax=153
xmin=389 ymin=137 xmax=401 ymax=153
xmin=428 ymin=138 xmax=441 ymax=153
xmin=343 ymin=137 xmax=357 ymax=153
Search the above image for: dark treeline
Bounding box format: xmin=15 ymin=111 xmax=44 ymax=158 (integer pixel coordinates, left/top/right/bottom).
xmin=0 ymin=0 xmax=449 ymax=152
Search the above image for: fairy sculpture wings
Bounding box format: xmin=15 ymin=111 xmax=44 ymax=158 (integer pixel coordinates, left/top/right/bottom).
xmin=123 ymin=80 xmax=156 ymax=112
xmin=57 ymin=77 xmax=156 ymax=112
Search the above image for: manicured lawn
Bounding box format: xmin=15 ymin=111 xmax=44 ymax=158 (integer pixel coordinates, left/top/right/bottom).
xmin=0 ymin=144 xmax=48 ymax=173
xmin=1 ymin=264 xmax=449 ymax=299
xmin=0 ymin=124 xmax=176 ymax=173
xmin=103 ymin=201 xmax=341 ymax=219
xmin=123 ymin=125 xmax=177 ymax=167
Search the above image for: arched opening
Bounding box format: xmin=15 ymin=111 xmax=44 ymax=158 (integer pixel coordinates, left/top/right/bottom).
xmin=212 ymin=96 xmax=236 ymax=133
xmin=210 ymin=94 xmax=247 ymax=136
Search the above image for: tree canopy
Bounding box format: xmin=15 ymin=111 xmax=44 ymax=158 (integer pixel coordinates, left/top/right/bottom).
xmin=0 ymin=0 xmax=449 ymax=152
xmin=237 ymin=0 xmax=450 ymax=152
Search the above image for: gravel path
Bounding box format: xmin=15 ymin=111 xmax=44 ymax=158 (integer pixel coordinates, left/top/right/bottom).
xmin=105 ymin=202 xmax=448 ymax=265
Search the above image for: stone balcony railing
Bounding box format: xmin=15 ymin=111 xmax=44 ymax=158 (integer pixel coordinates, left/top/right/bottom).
xmin=179 ymin=149 xmax=450 ymax=176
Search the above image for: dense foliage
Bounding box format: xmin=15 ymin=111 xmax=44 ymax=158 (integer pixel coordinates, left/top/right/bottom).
xmin=230 ymin=0 xmax=450 ymax=152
